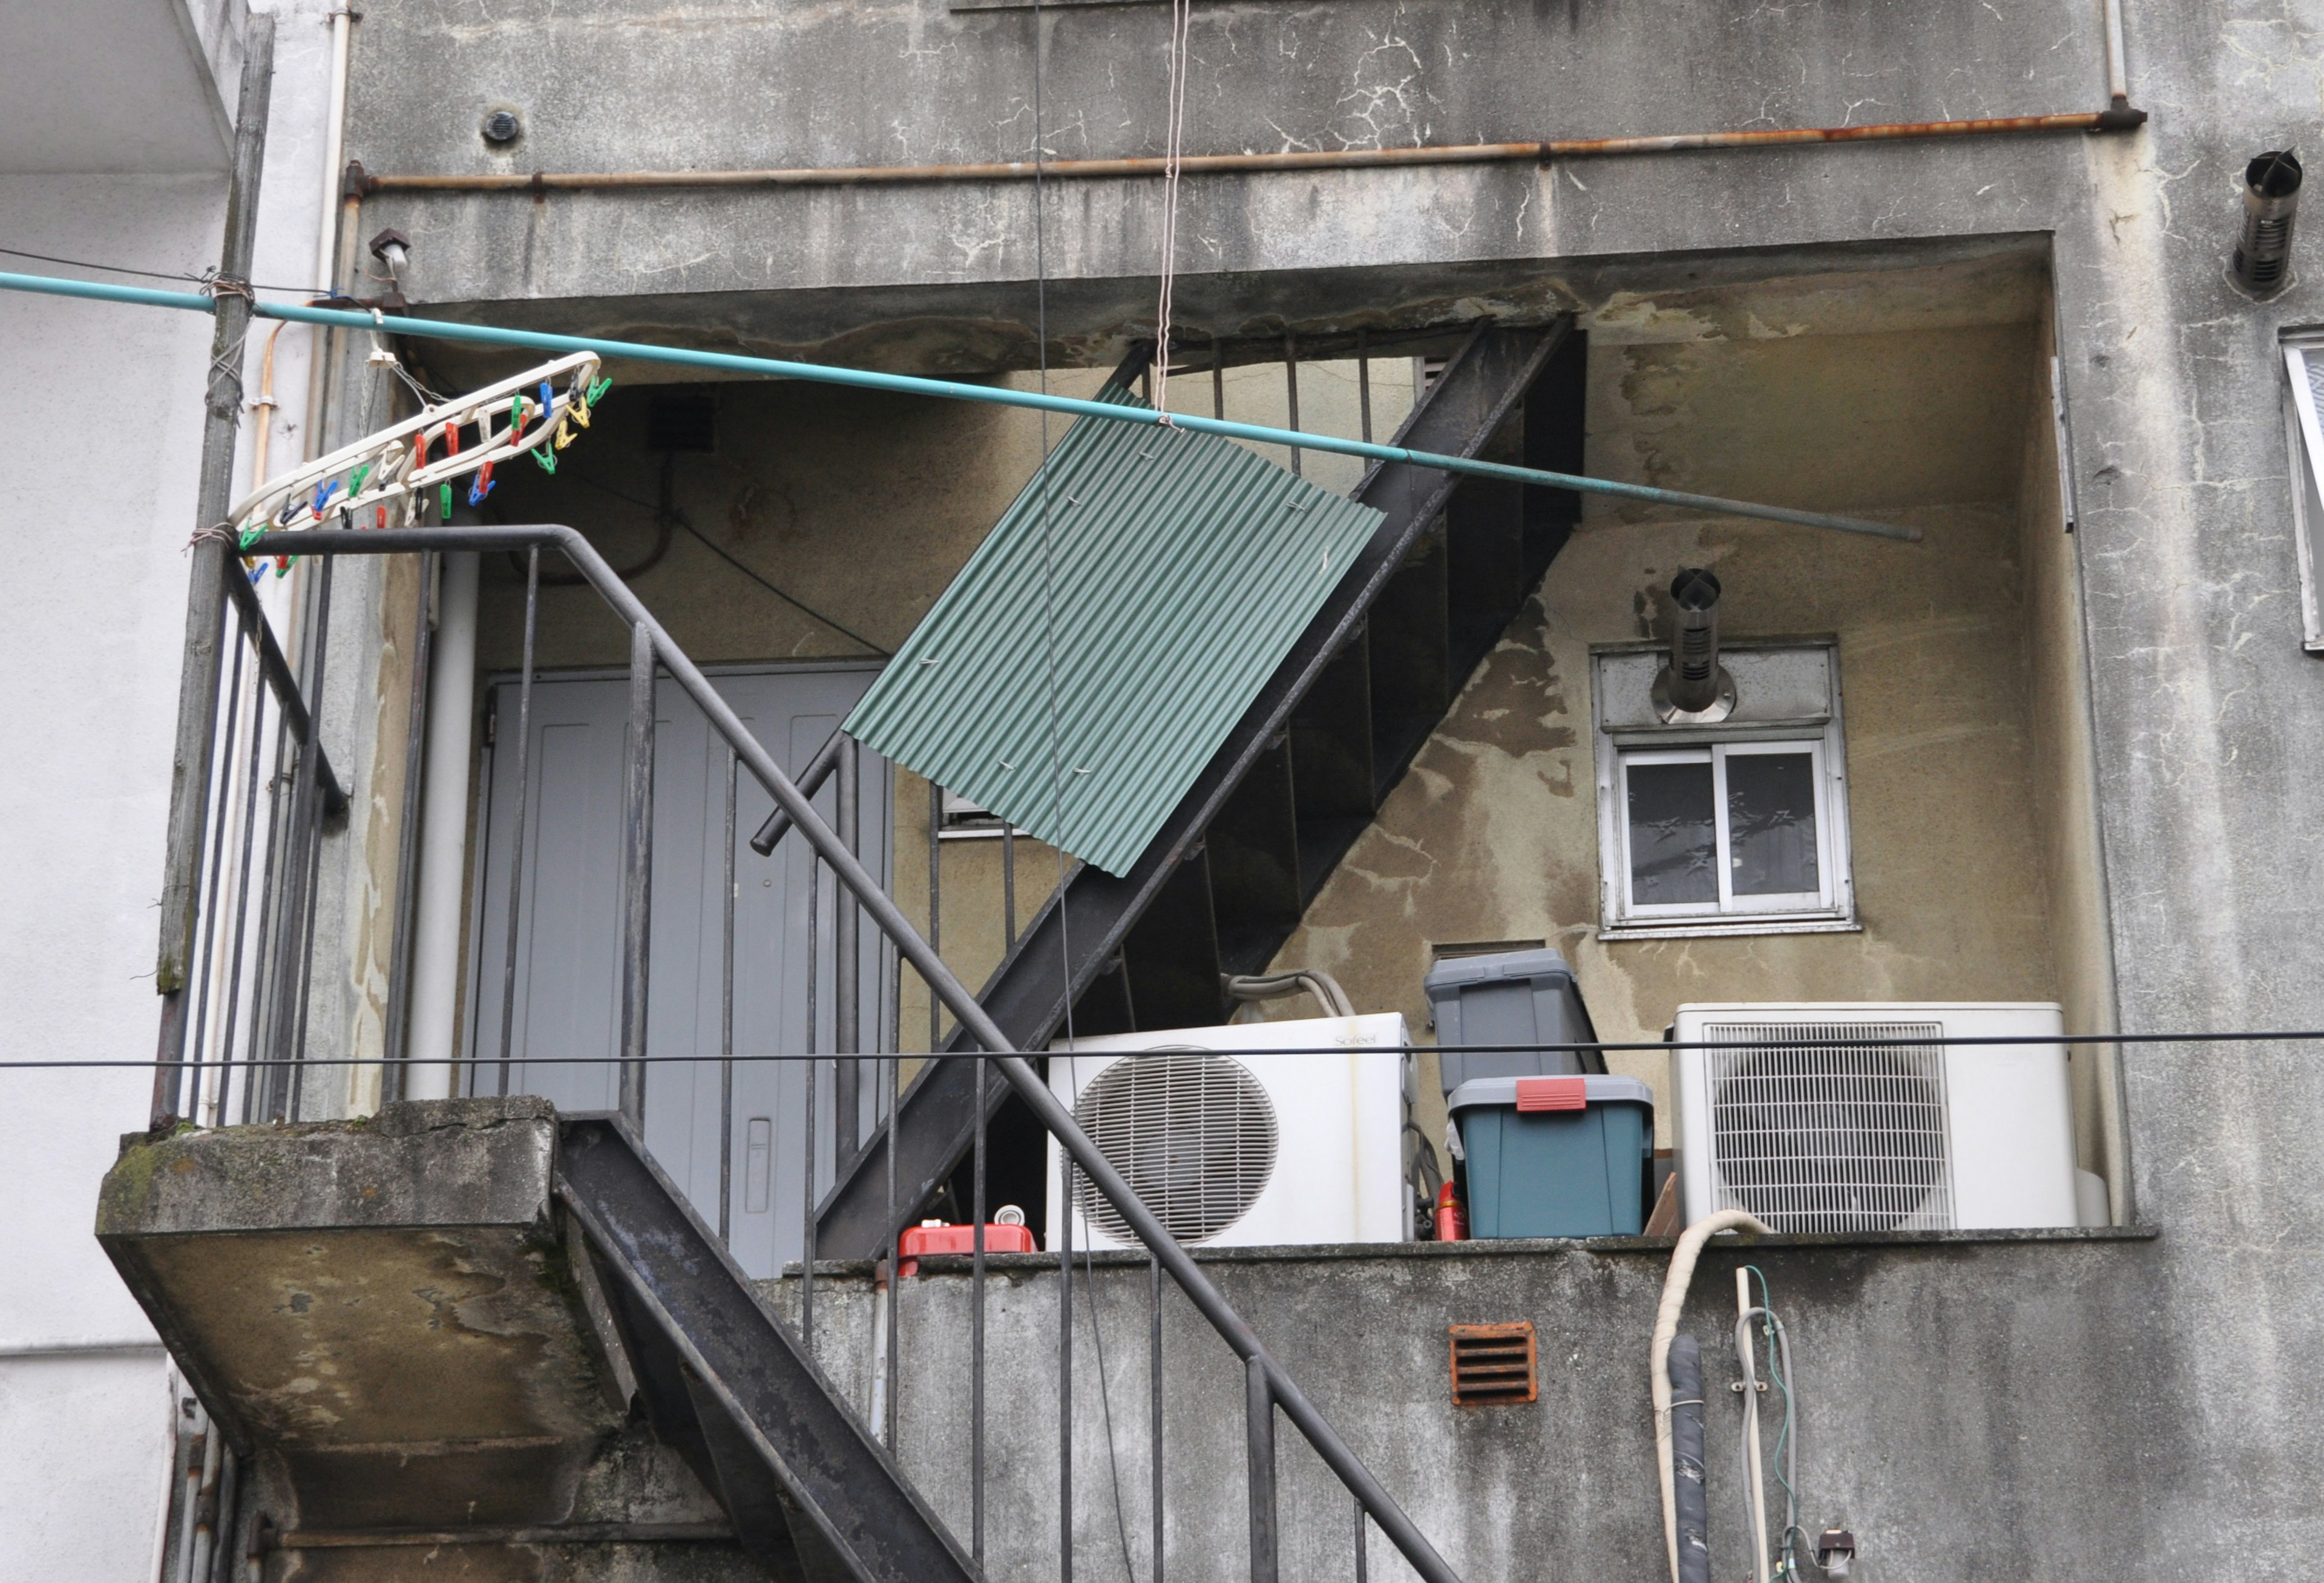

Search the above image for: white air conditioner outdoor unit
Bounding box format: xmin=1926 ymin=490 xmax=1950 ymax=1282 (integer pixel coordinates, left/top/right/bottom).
xmin=1046 ymin=1014 xmax=1413 ymax=1251
xmin=1670 ymin=1002 xmax=2080 ymax=1232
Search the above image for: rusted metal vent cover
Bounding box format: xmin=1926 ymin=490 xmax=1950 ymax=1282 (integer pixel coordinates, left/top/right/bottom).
xmin=1449 ymin=1321 xmax=1538 ymax=1406
xmin=1072 ymin=1050 xmax=1277 ymax=1245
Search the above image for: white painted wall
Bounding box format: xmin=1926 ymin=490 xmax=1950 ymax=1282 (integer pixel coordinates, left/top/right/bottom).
xmin=0 ymin=5 xmax=337 ymax=1578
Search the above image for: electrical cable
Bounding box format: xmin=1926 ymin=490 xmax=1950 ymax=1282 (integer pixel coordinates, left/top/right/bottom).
xmin=559 ymin=468 xmax=890 ymax=655
xmin=1084 ymin=1241 xmax=1141 ymax=1583
xmin=0 ymin=243 xmax=327 ymax=296
xmin=1149 ymin=0 xmax=1193 ymax=415
xmin=1740 ymin=1270 xmax=1804 ymax=1582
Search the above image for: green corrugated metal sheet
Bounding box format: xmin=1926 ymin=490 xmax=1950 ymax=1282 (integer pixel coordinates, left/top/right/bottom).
xmin=844 ymin=385 xmax=1385 ymax=878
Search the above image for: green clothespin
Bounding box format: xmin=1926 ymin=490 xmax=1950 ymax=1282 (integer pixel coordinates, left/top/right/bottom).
xmin=586 ymin=375 xmax=614 ymax=405
xmin=439 ymin=482 xmax=454 ymax=521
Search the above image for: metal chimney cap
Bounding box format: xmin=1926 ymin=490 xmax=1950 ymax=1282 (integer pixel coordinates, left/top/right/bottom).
xmin=1671 ymin=568 xmax=1721 ymax=611
xmin=2247 ymin=150 xmax=2303 ymax=198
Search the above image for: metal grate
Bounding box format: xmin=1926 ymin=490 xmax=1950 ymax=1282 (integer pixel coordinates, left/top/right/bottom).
xmin=1448 ymin=1322 xmax=1538 ymax=1406
xmin=1704 ymin=1022 xmax=1954 ymax=1233
xmin=1072 ymin=1049 xmax=1278 ymax=1245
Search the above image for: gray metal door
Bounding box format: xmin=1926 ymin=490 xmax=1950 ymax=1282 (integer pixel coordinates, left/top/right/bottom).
xmin=467 ymin=664 xmax=892 ymax=1278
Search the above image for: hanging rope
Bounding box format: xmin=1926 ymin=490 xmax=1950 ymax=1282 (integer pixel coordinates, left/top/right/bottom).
xmin=1150 ymin=0 xmax=1194 ymax=416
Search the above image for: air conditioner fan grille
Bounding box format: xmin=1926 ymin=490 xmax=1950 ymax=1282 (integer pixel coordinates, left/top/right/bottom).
xmin=1705 ymin=1021 xmax=1952 ymax=1233
xmin=1072 ymin=1049 xmax=1278 ymax=1245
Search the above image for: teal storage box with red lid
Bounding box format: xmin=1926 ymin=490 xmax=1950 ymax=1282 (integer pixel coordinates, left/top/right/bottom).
xmin=1448 ymin=1074 xmax=1655 ymax=1237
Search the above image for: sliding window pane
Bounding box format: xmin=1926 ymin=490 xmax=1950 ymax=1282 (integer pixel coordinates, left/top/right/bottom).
xmin=1726 ymin=752 xmax=1820 ymax=897
xmin=1627 ymin=761 xmax=1717 ymax=905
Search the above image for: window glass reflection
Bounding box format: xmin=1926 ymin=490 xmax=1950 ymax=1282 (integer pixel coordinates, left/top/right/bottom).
xmin=1627 ymin=761 xmax=1716 ymax=905
xmin=1726 ymin=752 xmax=1820 ymax=896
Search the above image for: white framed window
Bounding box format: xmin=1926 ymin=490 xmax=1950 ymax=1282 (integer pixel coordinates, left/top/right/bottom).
xmin=2276 ymin=336 xmax=2324 ymax=652
xmin=1593 ymin=643 xmax=1856 ymax=939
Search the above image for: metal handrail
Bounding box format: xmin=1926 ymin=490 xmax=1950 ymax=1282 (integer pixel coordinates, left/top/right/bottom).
xmin=242 ymin=521 xmax=1462 ymax=1583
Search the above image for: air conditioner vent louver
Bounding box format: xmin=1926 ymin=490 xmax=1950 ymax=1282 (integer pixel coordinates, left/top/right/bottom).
xmin=1071 ymin=1049 xmax=1279 ymax=1245
xmin=1705 ymin=1021 xmax=1953 ymax=1233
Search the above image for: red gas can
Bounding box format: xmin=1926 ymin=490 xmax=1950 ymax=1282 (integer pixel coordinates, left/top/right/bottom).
xmin=896 ymin=1218 xmax=1038 ymax=1277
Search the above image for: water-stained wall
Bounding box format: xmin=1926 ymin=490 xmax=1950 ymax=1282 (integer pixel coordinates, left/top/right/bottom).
xmin=1260 ymin=260 xmax=2113 ymax=1181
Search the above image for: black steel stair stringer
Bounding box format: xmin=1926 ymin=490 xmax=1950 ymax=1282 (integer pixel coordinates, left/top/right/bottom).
xmin=816 ymin=321 xmax=1571 ymax=1260
xmin=556 ymin=1115 xmax=979 ymax=1583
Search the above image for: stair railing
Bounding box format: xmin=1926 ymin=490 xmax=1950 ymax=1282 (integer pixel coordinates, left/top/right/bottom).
xmin=226 ymin=520 xmax=1462 ymax=1583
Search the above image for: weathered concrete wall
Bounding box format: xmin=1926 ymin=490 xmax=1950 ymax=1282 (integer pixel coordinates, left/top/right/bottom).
xmin=769 ymin=1231 xmax=2164 ymax=1583
xmin=1267 ymin=257 xmax=2095 ymax=1162
xmin=313 ymin=0 xmax=2324 ymax=1573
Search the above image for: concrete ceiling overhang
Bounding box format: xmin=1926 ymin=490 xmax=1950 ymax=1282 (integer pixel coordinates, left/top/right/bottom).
xmin=386 ymin=231 xmax=2049 ymax=391
xmin=0 ymin=0 xmax=236 ymax=175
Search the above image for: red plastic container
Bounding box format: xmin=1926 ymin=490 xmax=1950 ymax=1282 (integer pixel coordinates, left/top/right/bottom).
xmin=1434 ymin=1184 xmax=1468 ymax=1242
xmin=897 ymin=1219 xmax=1037 ymax=1276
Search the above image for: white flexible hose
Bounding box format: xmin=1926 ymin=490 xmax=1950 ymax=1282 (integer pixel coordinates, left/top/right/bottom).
xmin=1652 ymin=1209 xmax=1770 ymax=1583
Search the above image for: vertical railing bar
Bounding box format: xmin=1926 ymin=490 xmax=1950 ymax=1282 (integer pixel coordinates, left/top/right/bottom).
xmin=972 ymin=1052 xmax=987 ymax=1564
xmin=801 ymin=855 xmax=820 ymax=1349
xmin=283 ymin=553 xmax=335 ymax=1119
xmin=1151 ymin=1250 xmax=1164 ymax=1583
xmin=928 ymin=779 xmax=943 ymax=1050
xmin=1357 ymin=327 xmax=1373 ymax=445
xmin=1061 ymin=1156 xmax=1075 ymax=1583
xmin=835 ymin=737 xmax=861 ymax=1161
xmin=184 ymin=636 xmax=247 ymax=1119
xmin=1354 ymin=1495 xmax=1368 ymax=1583
xmin=1282 ymin=331 xmax=1301 ymax=478
xmin=215 ymin=655 xmax=268 ymax=1128
xmin=380 ymin=548 xmax=436 ymax=1103
xmin=1002 ymin=822 xmax=1018 ymax=949
xmin=202 ymin=642 xmax=266 ymax=1127
xmin=283 ymin=749 xmax=326 ymax=1118
xmin=1211 ymin=339 xmax=1224 ymax=420
xmin=1246 ymin=1358 xmax=1278 ymax=1583
xmin=884 ymin=1048 xmax=900 ymax=1447
xmin=495 ymin=547 xmax=540 ymax=1098
xmin=719 ymin=742 xmax=738 ymax=1246
xmin=618 ymin=618 xmax=655 ymax=1126
xmin=238 ymin=701 xmax=292 ymax=1126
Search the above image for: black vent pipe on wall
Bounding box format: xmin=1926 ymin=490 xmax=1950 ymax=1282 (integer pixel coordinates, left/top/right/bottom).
xmin=2233 ymin=150 xmax=2302 ymax=298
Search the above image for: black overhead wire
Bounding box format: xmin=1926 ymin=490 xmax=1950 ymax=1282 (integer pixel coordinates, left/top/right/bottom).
xmin=557 ymin=467 xmax=891 ymax=656
xmin=0 ymin=242 xmax=326 ymax=296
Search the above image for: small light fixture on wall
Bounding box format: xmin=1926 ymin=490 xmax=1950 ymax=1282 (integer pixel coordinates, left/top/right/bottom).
xmin=2232 ymin=149 xmax=2302 ymax=299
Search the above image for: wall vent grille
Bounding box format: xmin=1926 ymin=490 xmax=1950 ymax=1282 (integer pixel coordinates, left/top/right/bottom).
xmin=1449 ymin=1322 xmax=1538 ymax=1406
xmin=1071 ymin=1050 xmax=1278 ymax=1245
xmin=1704 ymin=1021 xmax=1954 ymax=1233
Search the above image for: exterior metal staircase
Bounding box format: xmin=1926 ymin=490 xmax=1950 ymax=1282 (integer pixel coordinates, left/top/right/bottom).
xmin=557 ymin=1116 xmax=979 ymax=1583
xmin=818 ymin=320 xmax=1588 ymax=1257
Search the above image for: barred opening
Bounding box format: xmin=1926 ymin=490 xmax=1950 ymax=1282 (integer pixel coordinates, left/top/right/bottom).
xmin=1705 ymin=1022 xmax=1952 ymax=1233
xmin=1072 ymin=1049 xmax=1278 ymax=1245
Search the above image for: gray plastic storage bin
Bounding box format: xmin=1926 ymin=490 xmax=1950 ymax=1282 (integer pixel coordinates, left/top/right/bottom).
xmin=1448 ymin=1075 xmax=1653 ymax=1238
xmin=1424 ymin=948 xmax=1601 ymax=1091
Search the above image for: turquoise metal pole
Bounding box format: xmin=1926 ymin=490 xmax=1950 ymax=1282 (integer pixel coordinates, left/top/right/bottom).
xmin=0 ymin=268 xmax=1920 ymax=542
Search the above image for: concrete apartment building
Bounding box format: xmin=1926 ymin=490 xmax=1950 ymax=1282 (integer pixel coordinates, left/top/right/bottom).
xmin=10 ymin=0 xmax=2324 ymax=1579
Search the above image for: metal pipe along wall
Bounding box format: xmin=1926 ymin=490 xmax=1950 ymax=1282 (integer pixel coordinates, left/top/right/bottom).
xmin=401 ymin=551 xmax=478 ymax=1098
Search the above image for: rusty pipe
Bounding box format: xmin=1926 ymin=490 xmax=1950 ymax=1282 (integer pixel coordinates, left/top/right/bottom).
xmin=353 ymin=108 xmax=2146 ymax=196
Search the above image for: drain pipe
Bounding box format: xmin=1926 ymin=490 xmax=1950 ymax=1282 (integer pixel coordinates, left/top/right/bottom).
xmin=297 ymin=5 xmax=356 ymax=473
xmin=2103 ymin=0 xmax=2131 ymax=111
xmin=1652 ymin=1208 xmax=1769 ymax=1583
xmin=401 ymin=550 xmax=479 ymax=1098
xmin=1667 ymin=1335 xmax=1712 ymax=1583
